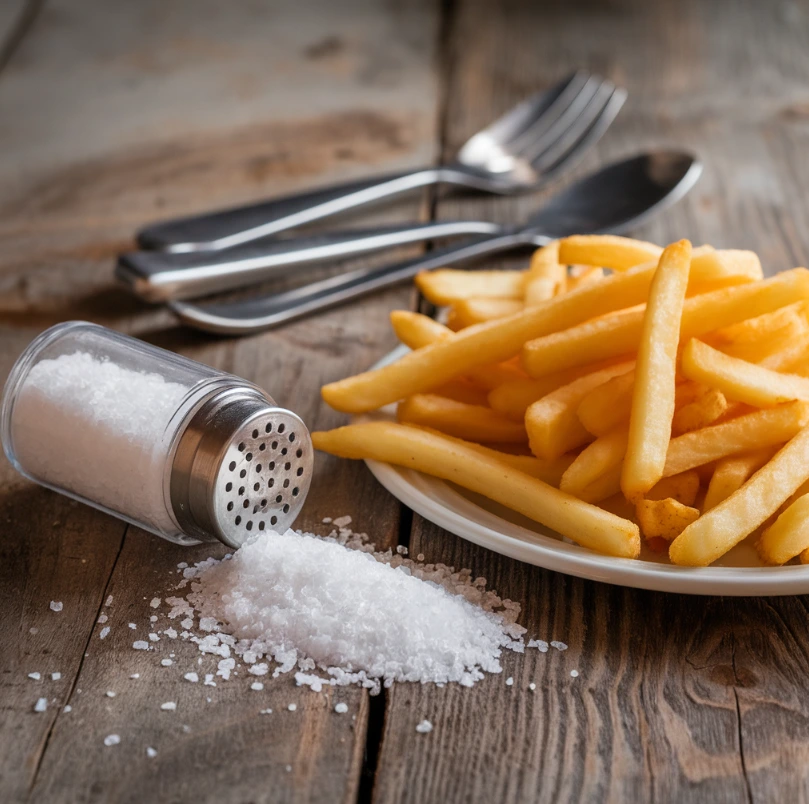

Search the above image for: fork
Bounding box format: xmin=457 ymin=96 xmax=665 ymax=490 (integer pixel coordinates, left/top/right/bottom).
xmin=136 ymin=71 xmax=626 ymax=254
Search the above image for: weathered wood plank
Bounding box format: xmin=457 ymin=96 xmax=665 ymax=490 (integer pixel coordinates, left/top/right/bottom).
xmin=373 ymin=0 xmax=809 ymax=801
xmin=0 ymin=0 xmax=441 ymax=801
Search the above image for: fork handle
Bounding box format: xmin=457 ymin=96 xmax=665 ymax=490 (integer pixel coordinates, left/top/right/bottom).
xmin=137 ymin=168 xmax=455 ymax=253
xmin=119 ymin=220 xmax=504 ymax=302
xmin=170 ymin=232 xmax=546 ymax=335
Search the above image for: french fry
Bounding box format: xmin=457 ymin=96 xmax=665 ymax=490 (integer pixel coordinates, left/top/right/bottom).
xmin=670 ymin=423 xmax=809 ymax=566
xmin=567 ymin=266 xmax=605 ymax=292
xmin=429 ymin=379 xmax=491 ymax=407
xmin=522 ymin=269 xmax=809 ymax=378
xmin=525 ymin=363 xmax=634 ymax=460
xmin=312 ymin=421 xmax=641 ymax=558
xmin=447 ymin=298 xmax=524 ymax=330
xmin=576 ymin=369 xmax=636 ymax=436
xmin=559 ymin=427 xmax=628 ymax=497
xmin=758 ymin=494 xmax=809 ymax=565
xmin=524 ymin=241 xmax=566 ymax=305
xmin=389 ymin=311 xmax=526 ymax=390
xmin=703 ymin=447 xmax=779 ymax=512
xmin=558 ymin=235 xmax=662 ymax=270
xmin=682 ymin=339 xmax=809 ymax=407
xmin=576 ymin=463 xmax=623 ymax=504
xmin=647 ymin=470 xmax=701 ymax=506
xmin=322 ymin=261 xmax=668 ymax=414
xmin=689 ymin=248 xmax=763 ymax=283
xmin=488 ymin=360 xmax=619 ymax=420
xmin=708 ymin=301 xmax=809 ymax=360
xmin=758 ymin=331 xmax=809 ymax=374
xmin=637 ymin=498 xmax=700 ymax=542
xmin=663 ymin=401 xmax=809 ymax=477
xmin=622 ymin=240 xmax=692 ymax=501
xmin=397 ymin=394 xmax=527 ymax=443
xmin=415 ymin=269 xmax=526 ymax=306
xmin=390 ymin=310 xmax=450 ymax=350
xmin=670 ymin=387 xmax=729 ymax=436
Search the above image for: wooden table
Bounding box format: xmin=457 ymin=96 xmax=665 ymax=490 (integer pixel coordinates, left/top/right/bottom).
xmin=3 ymin=0 xmax=809 ymax=801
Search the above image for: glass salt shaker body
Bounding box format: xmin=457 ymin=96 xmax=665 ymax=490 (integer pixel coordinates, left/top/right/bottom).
xmin=1 ymin=322 xmax=312 ymax=547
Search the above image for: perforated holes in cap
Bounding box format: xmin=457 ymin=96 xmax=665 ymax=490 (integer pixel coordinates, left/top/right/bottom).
xmin=212 ymin=407 xmax=313 ymax=548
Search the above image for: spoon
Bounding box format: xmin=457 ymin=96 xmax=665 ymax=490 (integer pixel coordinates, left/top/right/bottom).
xmin=170 ymin=151 xmax=702 ymax=335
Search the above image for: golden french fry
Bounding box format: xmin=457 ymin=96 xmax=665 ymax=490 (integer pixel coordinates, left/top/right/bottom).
xmin=758 ymin=494 xmax=809 ymax=565
xmin=576 ymin=463 xmax=623 ymax=504
xmin=758 ymin=331 xmax=809 ymax=374
xmin=524 ymin=241 xmax=566 ymax=305
xmin=428 ymin=379 xmax=491 ymax=407
xmin=559 ymin=427 xmax=628 ymax=497
xmin=708 ymin=301 xmax=809 ymax=360
xmin=415 ymin=269 xmax=526 ymax=306
xmin=522 ymin=268 xmax=809 ymax=378
xmin=558 ymin=235 xmax=663 ymax=270
xmin=464 ymin=360 xmax=527 ymax=391
xmin=647 ymin=470 xmax=701 ymax=506
xmin=663 ymin=401 xmax=809 ymax=477
xmin=670 ymin=423 xmax=809 ymax=566
xmin=622 ymin=240 xmax=692 ymax=501
xmin=312 ymin=422 xmax=641 ymax=558
xmin=447 ymin=298 xmax=524 ymax=330
xmin=576 ymin=369 xmax=636 ymax=436
xmin=390 ymin=310 xmax=450 ymax=350
xmin=682 ymin=339 xmax=809 ymax=407
xmin=525 ymin=363 xmax=634 ymax=460
xmin=670 ymin=387 xmax=729 ymax=437
xmin=397 ymin=394 xmax=527 ymax=443
xmin=703 ymin=447 xmax=779 ymax=512
xmin=322 ymin=261 xmax=666 ymax=414
xmin=690 ymin=248 xmax=763 ymax=283
xmin=636 ymin=498 xmax=700 ymax=542
xmin=567 ymin=266 xmax=605 ymax=292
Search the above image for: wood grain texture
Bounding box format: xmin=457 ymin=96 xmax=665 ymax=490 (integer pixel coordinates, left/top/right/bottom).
xmin=372 ymin=0 xmax=809 ymax=802
xmin=0 ymin=0 xmax=439 ymax=801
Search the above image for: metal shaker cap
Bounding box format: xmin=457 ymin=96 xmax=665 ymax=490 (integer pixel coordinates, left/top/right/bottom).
xmin=170 ymin=385 xmax=313 ymax=548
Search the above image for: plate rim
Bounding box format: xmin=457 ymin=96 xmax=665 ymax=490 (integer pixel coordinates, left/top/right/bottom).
xmin=357 ymin=344 xmax=809 ymax=596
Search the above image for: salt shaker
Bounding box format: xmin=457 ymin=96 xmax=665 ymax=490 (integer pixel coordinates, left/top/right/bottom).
xmin=0 ymin=321 xmax=313 ymax=547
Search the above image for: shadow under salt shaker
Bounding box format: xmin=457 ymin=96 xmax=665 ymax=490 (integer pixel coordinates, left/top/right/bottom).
xmin=0 ymin=321 xmax=313 ymax=548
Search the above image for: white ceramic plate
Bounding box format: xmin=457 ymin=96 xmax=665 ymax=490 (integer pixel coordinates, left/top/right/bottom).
xmin=359 ymin=346 xmax=809 ymax=595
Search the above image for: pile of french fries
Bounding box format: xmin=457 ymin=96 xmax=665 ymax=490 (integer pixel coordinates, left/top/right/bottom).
xmin=313 ymin=235 xmax=809 ymax=567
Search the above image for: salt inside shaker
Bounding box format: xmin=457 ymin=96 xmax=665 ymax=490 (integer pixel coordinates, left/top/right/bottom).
xmin=0 ymin=321 xmax=313 ymax=547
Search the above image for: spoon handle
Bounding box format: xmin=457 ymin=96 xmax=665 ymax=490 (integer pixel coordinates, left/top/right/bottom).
xmin=170 ymin=233 xmax=545 ymax=336
xmin=136 ymin=168 xmax=446 ymax=253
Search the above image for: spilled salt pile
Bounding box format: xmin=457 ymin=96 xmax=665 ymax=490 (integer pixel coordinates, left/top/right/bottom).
xmin=180 ymin=528 xmax=526 ymax=693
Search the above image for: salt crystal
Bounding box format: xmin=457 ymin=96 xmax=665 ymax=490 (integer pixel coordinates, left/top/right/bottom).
xmin=146 ymin=747 xmax=157 ymax=758
xmin=148 ymin=633 xmax=160 ymax=642
xmin=415 ymin=720 xmax=433 ymax=734
xmin=570 ymin=669 xmax=579 ymax=678
xmin=528 ymin=639 xmax=549 ymax=653
xmin=28 ymin=672 xmax=41 ymax=681
xmin=321 ymin=517 xmax=332 ymax=524
xmin=177 ymin=562 xmax=188 ymax=570
xmin=334 ymin=703 xmax=348 ymax=714
xmin=250 ymin=682 xmax=264 ymax=691
xmin=551 ymin=641 xmax=568 ymax=652
xmin=49 ymin=601 xmax=63 ymax=612
xmin=51 ymin=672 xmax=61 ymax=681
xmin=63 ymin=705 xmax=72 ymax=712
xmin=106 ymin=691 xmax=116 ymax=698
xmin=29 ymin=627 xmax=38 ymax=635
xmin=528 ymin=683 xmax=536 ymax=691
xmin=103 ymin=734 xmax=120 ymax=747
xmin=184 ymin=673 xmax=199 ymax=683
xmin=181 ymin=529 xmax=525 ymax=693
xmin=100 ymin=627 xmax=110 ymax=640
xmin=132 ymin=640 xmax=150 ymax=651
xmin=259 ymin=708 xmax=272 ymax=715
xmin=150 ymin=616 xmax=158 ymax=623
xmin=332 ymin=515 xmax=352 ymax=528
xmin=161 ymin=659 xmax=173 ymax=667
xmin=285 ymin=765 xmax=292 ymax=773
xmin=105 ymin=596 xmax=113 ymax=606
xmin=287 ymin=703 xmax=297 ymax=712
xmin=97 ymin=614 xmax=108 ymax=624
xmin=130 ymin=673 xmax=140 ymax=679
xmin=505 ymin=677 xmax=513 ymax=686
xmin=160 ymin=702 xmax=177 ymax=711
xmin=180 ymin=618 xmax=193 ymax=630
xmin=128 ymin=623 xmax=137 ymax=630
xmin=150 ymin=598 xmax=161 ymax=609
xmin=216 ymin=658 xmax=235 ymax=680
xmin=34 ymin=698 xmax=47 ymax=712
xmin=204 ymin=674 xmax=216 ymax=687
xmin=164 ymin=628 xmax=178 ymax=639
xmin=14 ymin=355 xmax=190 ymax=532
xmin=248 ymin=664 xmax=269 ymax=676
